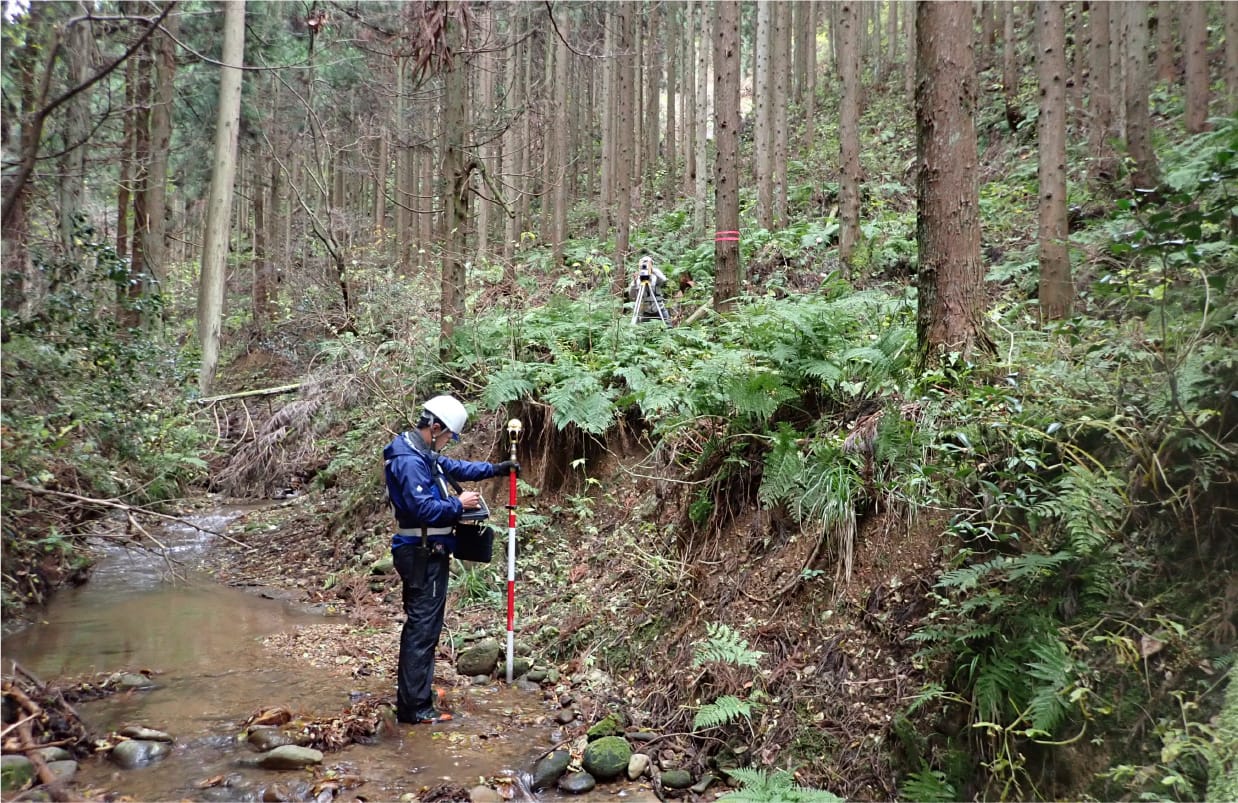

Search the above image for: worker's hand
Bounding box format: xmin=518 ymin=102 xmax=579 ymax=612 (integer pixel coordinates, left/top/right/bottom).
xmin=494 ymin=460 xmax=521 ymax=478
xmin=459 ymin=491 xmax=482 ymax=510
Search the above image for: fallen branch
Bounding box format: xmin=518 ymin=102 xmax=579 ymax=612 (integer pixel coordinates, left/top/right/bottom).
xmin=3 ymin=682 xmax=77 ymax=801
xmin=0 ymin=711 xmax=39 ymax=740
xmin=17 ymin=716 xmax=76 ymax=801
xmin=195 ymin=383 xmax=302 ymax=405
xmin=682 ymin=303 xmax=712 ymax=326
xmin=0 ymin=476 xmax=250 ymax=549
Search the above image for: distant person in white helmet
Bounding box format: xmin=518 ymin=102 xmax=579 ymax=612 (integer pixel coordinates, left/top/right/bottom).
xmin=626 ymin=254 xmax=672 ymax=324
xmin=382 ymin=394 xmax=519 ymax=725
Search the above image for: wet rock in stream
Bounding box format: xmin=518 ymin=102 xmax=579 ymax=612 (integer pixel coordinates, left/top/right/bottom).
xmin=531 ymin=749 xmax=572 ymax=790
xmin=240 ymin=744 xmax=324 ymax=770
xmin=110 ymin=738 xmax=173 ymax=768
xmin=557 ymin=770 xmax=597 ymax=795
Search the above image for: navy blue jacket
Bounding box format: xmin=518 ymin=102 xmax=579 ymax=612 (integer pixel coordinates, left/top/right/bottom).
xmin=383 ymin=431 xmax=497 ymax=551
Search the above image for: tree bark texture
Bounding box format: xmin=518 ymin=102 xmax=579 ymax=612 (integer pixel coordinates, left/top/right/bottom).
xmin=1037 ymin=1 xmax=1072 ymax=321
xmin=551 ymin=12 xmax=570 ymax=267
xmin=1182 ymin=2 xmax=1210 ymax=134
xmin=197 ymin=0 xmax=246 ymax=395
xmin=754 ymin=0 xmax=773 ymax=229
xmin=57 ymin=4 xmax=91 ymax=259
xmin=772 ymin=0 xmax=789 ymax=228
xmin=440 ymin=6 xmax=470 ymax=355
xmin=693 ymin=0 xmax=709 ymax=235
xmin=712 ymin=0 xmax=741 ymax=314
xmin=1110 ymin=4 xmax=1126 ymax=137
xmin=1228 ymin=2 xmax=1238 ymax=116
xmin=1002 ymin=2 xmax=1023 ymax=133
xmin=127 ymin=41 xmax=153 ymax=328
xmin=802 ymin=1 xmax=819 ymax=152
xmin=613 ymin=1 xmax=635 ymax=287
xmin=1088 ymin=0 xmax=1116 ymax=183
xmin=1154 ymin=1 xmax=1176 ymax=84
xmin=664 ymin=3 xmax=679 ymax=200
xmin=914 ymin=0 xmax=991 ymax=368
xmin=643 ymin=3 xmax=662 ymax=193
xmin=683 ymin=4 xmax=697 ymax=203
xmin=599 ymin=13 xmax=614 ymax=239
xmin=839 ymin=1 xmax=862 ymax=269
xmin=117 ymin=55 xmax=135 ymax=261
xmin=1124 ymin=1 xmax=1160 ymax=192
xmin=145 ymin=4 xmax=178 ymax=292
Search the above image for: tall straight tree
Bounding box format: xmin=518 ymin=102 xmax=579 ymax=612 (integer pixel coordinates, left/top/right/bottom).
xmin=798 ymin=1 xmax=818 ymax=151
xmin=838 ymin=1 xmax=862 ymax=268
xmin=693 ymin=0 xmax=709 ymax=234
xmin=598 ymin=10 xmax=615 ymax=239
xmin=1228 ymin=3 xmax=1238 ymax=116
xmin=682 ymin=3 xmax=697 ymax=204
xmin=1124 ymin=1 xmax=1160 ymax=192
xmin=771 ymin=0 xmax=789 ymax=228
xmin=144 ymin=4 xmax=178 ymax=295
xmin=613 ymin=0 xmax=635 ymax=284
xmin=1088 ymin=0 xmax=1116 ymax=182
xmin=1001 ymin=2 xmax=1023 ymax=133
xmin=1037 ymin=1 xmax=1071 ymax=320
xmin=754 ymin=0 xmax=773 ymax=229
xmin=474 ymin=5 xmax=496 ymax=261
xmin=663 ymin=3 xmax=678 ymax=199
xmin=914 ymin=0 xmax=991 ymax=368
xmin=440 ymin=2 xmax=471 ymax=354
xmin=197 ymin=0 xmax=246 ymax=394
xmin=116 ymin=55 xmax=135 ymax=260
xmin=712 ymin=0 xmax=741 ymax=314
xmin=1182 ymin=1 xmax=1209 ymax=134
xmin=57 ymin=4 xmax=91 ymax=258
xmin=126 ymin=40 xmax=153 ymax=328
xmin=550 ymin=10 xmax=570 ymax=267
xmin=642 ymin=4 xmax=661 ymax=193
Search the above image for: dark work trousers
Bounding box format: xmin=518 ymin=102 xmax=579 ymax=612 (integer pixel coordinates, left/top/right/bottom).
xmin=393 ymin=543 xmax=451 ymax=722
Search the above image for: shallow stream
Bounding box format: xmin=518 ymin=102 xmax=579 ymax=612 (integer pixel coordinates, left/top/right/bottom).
xmin=3 ymin=507 xmax=571 ymax=801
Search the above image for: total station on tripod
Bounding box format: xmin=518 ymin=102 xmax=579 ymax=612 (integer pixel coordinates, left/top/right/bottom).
xmin=627 ymin=255 xmax=672 ymax=326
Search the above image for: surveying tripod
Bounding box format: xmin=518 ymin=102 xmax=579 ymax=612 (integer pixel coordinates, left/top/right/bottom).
xmin=631 ymin=266 xmax=672 ymax=326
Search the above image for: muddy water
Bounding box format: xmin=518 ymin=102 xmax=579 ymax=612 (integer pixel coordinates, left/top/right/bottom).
xmin=2 ymin=509 xmax=570 ymax=802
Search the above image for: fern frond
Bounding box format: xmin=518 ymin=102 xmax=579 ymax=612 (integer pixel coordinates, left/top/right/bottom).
xmin=1004 ymin=552 xmax=1072 ymax=582
xmin=972 ymin=654 xmax=1019 ymax=723
xmin=937 ymin=557 xmax=1011 ymax=592
xmin=480 ymin=363 xmax=537 ymax=407
xmin=801 ymin=357 xmax=844 ymax=383
xmin=718 ymin=769 xmax=845 ymax=803
xmin=899 ymin=767 xmax=958 ymax=803
xmin=693 ymin=622 xmax=766 ymax=668
xmin=544 ymin=371 xmax=615 ymax=434
xmin=1058 ymin=466 xmax=1124 ymax=557
xmin=1024 ymin=637 xmax=1076 ymax=734
xmin=759 ymin=425 xmax=806 ymax=506
xmin=693 ymin=695 xmax=752 ymax=730
xmin=725 ymin=370 xmax=795 ymax=423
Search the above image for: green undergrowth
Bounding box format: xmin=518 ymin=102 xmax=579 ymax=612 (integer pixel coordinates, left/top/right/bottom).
xmin=421 ymin=122 xmax=1234 ymax=799
xmin=0 ymin=229 xmax=208 ymax=616
xmin=245 ymin=120 xmax=1236 ymax=801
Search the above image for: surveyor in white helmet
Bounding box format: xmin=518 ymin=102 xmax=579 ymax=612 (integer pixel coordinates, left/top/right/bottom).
xmin=382 ymin=394 xmax=519 ymax=725
xmin=626 ymin=254 xmax=670 ymax=323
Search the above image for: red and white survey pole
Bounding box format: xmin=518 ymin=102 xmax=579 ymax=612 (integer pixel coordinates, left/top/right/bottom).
xmin=504 ymin=418 xmax=523 ymax=683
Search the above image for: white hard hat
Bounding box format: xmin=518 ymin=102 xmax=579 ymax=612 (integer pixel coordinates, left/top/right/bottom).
xmin=422 ymin=395 xmax=468 ymax=438
xmin=639 ymin=255 xmax=654 ymax=268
